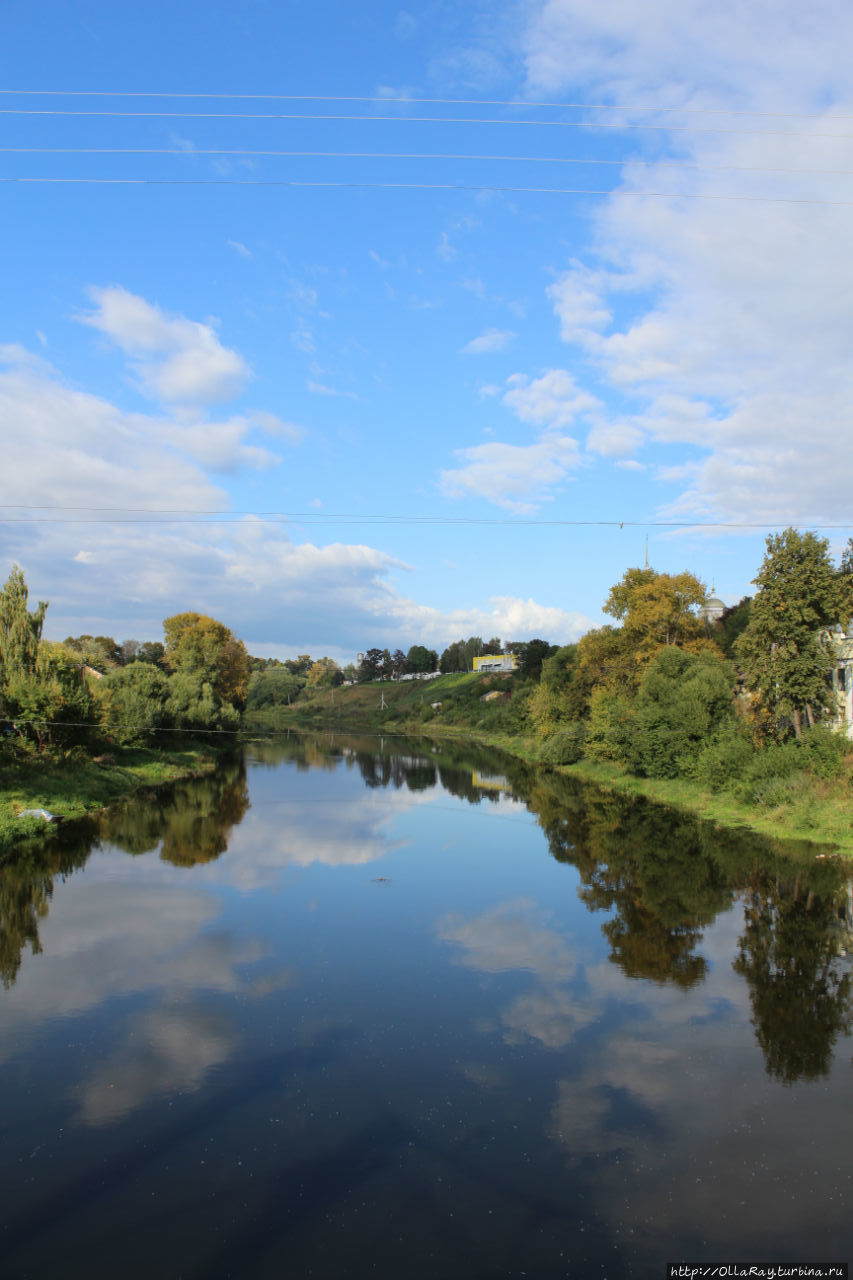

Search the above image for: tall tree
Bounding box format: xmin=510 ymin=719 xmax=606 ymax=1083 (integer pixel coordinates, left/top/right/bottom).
xmin=358 ymin=648 xmax=388 ymax=681
xmin=306 ymin=656 xmax=342 ymax=687
xmin=603 ymin=566 xmax=708 ymax=658
xmin=162 ymin=612 xmax=249 ymax=709
xmin=407 ymin=644 xmax=438 ymax=673
xmin=735 ymin=528 xmax=841 ymax=737
xmin=0 ymin=566 xmax=47 ymax=680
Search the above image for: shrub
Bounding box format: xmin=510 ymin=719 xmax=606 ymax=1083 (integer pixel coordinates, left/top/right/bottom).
xmin=541 ymin=723 xmax=587 ymax=765
xmin=625 ymin=647 xmax=736 ymax=779
xmin=797 ymin=725 xmax=849 ymax=780
xmin=585 ymin=688 xmax=635 ymax=762
xmin=99 ymin=662 xmax=171 ymax=746
xmin=692 ymin=723 xmax=756 ymax=789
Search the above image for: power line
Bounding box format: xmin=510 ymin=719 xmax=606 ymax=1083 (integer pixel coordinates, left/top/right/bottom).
xmin=5 ymin=146 xmax=853 ymax=177
xmin=3 ymin=108 xmax=853 ymax=140
xmin=3 ymin=89 xmax=853 ymax=123
xmin=4 ymin=177 xmax=853 ymax=206
xmin=1 ymin=508 xmax=851 ymax=530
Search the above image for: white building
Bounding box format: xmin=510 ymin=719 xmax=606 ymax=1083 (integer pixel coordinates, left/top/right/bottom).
xmin=830 ymin=630 xmax=853 ymax=739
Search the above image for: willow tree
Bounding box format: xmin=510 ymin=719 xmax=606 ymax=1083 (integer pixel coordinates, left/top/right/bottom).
xmin=0 ymin=565 xmax=47 ymax=682
xmin=735 ymin=528 xmax=841 ymax=737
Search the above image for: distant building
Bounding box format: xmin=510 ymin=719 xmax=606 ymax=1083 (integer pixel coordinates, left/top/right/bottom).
xmin=473 ymin=653 xmax=518 ymax=674
xmin=830 ymin=629 xmax=853 ymax=740
xmin=700 ymin=585 xmax=726 ymax=625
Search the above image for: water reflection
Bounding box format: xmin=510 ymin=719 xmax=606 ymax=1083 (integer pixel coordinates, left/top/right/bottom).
xmin=103 ymin=752 xmax=250 ymax=866
xmin=2 ymin=732 xmax=853 ymax=1096
xmin=2 ymin=731 xmax=853 ymax=1276
xmin=735 ymin=869 xmax=853 ymax=1083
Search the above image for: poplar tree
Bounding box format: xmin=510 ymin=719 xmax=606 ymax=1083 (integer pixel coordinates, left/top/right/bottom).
xmin=735 ymin=528 xmax=841 ymax=737
xmin=0 ymin=565 xmax=47 ymax=681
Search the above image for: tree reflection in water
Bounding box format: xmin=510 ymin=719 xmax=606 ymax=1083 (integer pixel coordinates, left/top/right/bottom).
xmin=0 ymin=752 xmax=248 ymax=985
xmin=2 ymin=732 xmax=852 ymax=1083
xmin=101 ymin=752 xmax=249 ymax=866
xmin=735 ymin=868 xmax=853 ymax=1083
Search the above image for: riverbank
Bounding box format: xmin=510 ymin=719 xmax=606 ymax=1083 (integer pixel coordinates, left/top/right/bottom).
xmin=0 ymin=741 xmax=224 ymax=855
xmin=247 ymin=675 xmax=853 ymax=852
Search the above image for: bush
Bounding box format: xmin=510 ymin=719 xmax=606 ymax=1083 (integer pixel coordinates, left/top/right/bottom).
xmin=692 ymin=723 xmax=756 ymax=789
xmin=797 ymin=725 xmax=849 ymax=780
xmin=585 ymin=688 xmax=635 ymax=763
xmin=166 ymin=672 xmax=239 ymax=734
xmin=625 ymin=648 xmax=736 ymax=779
xmin=541 ymin=723 xmax=587 ymax=765
xmin=99 ymin=662 xmax=171 ymax=746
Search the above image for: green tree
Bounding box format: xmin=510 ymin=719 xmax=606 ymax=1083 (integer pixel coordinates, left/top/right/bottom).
xmin=98 ymin=663 xmax=171 ymax=745
xmin=0 ymin=565 xmax=47 ymax=681
xmin=285 ymin=654 xmax=313 ymax=677
xmin=166 ymin=671 xmax=240 ymax=733
xmin=439 ymin=639 xmax=466 ymax=673
xmin=735 ymin=529 xmax=842 ymax=737
xmin=136 ymin=640 xmax=167 ymax=668
xmin=246 ymin=668 xmax=305 ymax=709
xmin=390 ymin=648 xmax=409 ymax=678
xmin=517 ymin=638 xmax=555 ymax=681
xmin=358 ymin=648 xmax=388 ymax=681
xmin=5 ymin=644 xmax=97 ymax=752
xmin=163 ymin=612 xmax=249 ymax=709
xmin=407 ymin=644 xmax=438 ymax=673
xmin=306 ymin=656 xmax=342 ymax=687
xmin=715 ymin=597 xmax=753 ymax=658
xmin=625 ymin=647 xmax=737 ymax=778
xmin=604 ymin=566 xmax=709 ymax=659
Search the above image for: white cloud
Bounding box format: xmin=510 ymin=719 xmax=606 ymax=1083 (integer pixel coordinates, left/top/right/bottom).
xmin=546 ymin=264 xmax=612 ymax=345
xmin=520 ymin=0 xmax=853 ymax=525
xmin=79 ymin=285 xmax=250 ymax=405
xmin=227 ymin=239 xmax=251 ymax=258
xmin=585 ymin=423 xmax=645 ymax=458
xmin=460 ymin=328 xmax=516 ymax=355
xmin=306 ymin=379 xmax=357 ymax=399
xmin=0 ymin=325 xmax=586 ymax=654
xmin=440 ymin=436 xmax=581 ymax=512
xmin=75 ymin=1003 xmax=237 ymax=1126
xmin=503 ymin=370 xmax=600 ymax=428
xmin=388 ymin=594 xmax=593 ymax=647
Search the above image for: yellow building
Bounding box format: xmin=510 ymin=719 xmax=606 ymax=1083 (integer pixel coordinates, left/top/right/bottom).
xmin=472 ymin=653 xmax=518 ymax=673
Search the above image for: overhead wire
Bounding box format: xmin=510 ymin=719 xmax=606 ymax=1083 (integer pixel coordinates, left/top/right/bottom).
xmin=4 ymin=177 xmax=853 ymax=205
xmin=3 ymin=89 xmax=853 ymax=122
xmin=5 ymin=147 xmax=853 ymax=177
xmin=1 ymin=508 xmax=851 ymax=531
xmin=5 ymin=108 xmax=853 ymax=141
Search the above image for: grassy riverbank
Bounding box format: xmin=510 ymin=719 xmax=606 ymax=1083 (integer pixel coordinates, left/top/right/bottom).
xmin=247 ymin=675 xmax=853 ymax=852
xmin=0 ymin=741 xmax=223 ymax=855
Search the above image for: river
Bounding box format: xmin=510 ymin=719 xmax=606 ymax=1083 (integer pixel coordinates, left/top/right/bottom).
xmin=1 ymin=733 xmax=851 ymax=1278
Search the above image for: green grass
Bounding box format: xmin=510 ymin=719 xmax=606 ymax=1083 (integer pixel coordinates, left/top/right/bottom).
xmin=0 ymin=742 xmax=221 ymax=856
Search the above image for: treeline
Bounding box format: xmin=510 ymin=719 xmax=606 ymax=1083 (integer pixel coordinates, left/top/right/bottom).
xmin=0 ymin=566 xmax=250 ymax=754
xmin=247 ymin=638 xmax=554 ymax=708
xmin=531 ymin=529 xmax=853 ymax=827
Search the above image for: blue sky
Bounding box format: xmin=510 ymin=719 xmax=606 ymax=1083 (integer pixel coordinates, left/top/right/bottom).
xmin=4 ymin=0 xmax=853 ymax=662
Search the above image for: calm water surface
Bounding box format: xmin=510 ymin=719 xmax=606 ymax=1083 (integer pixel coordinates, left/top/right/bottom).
xmin=1 ymin=734 xmax=852 ymax=1278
